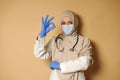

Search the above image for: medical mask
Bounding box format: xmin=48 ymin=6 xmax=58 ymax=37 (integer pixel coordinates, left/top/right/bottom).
xmin=62 ymin=24 xmax=74 ymax=35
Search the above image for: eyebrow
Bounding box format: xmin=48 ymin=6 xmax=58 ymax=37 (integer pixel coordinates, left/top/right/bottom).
xmin=68 ymin=21 xmax=73 ymax=23
xmin=61 ymin=21 xmax=73 ymax=24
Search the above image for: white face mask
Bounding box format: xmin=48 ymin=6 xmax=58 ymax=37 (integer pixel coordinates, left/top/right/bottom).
xmin=62 ymin=24 xmax=74 ymax=35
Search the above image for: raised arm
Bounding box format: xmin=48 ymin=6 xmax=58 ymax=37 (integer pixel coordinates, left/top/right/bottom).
xmin=34 ymin=15 xmax=56 ymax=59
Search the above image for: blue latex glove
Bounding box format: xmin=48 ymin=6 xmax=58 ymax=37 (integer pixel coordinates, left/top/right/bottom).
xmin=39 ymin=14 xmax=56 ymax=37
xmin=50 ymin=61 xmax=61 ymax=70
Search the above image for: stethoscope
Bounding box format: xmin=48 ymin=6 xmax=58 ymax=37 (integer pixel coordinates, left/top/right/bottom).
xmin=55 ymin=34 xmax=79 ymax=52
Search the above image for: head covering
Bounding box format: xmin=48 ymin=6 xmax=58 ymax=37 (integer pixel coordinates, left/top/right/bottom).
xmin=60 ymin=10 xmax=78 ymax=34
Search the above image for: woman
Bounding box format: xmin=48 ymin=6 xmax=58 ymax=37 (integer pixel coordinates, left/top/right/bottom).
xmin=34 ymin=10 xmax=93 ymax=80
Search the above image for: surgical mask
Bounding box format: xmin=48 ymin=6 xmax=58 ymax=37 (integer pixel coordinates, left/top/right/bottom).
xmin=62 ymin=24 xmax=74 ymax=35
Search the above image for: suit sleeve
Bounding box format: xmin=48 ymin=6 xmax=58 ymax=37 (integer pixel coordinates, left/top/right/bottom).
xmin=34 ymin=35 xmax=55 ymax=59
xmin=60 ymin=37 xmax=93 ymax=73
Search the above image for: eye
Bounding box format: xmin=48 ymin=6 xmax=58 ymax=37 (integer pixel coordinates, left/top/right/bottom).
xmin=61 ymin=22 xmax=65 ymax=25
xmin=68 ymin=21 xmax=73 ymax=24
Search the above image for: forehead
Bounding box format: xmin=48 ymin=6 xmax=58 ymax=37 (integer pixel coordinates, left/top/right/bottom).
xmin=62 ymin=16 xmax=72 ymax=21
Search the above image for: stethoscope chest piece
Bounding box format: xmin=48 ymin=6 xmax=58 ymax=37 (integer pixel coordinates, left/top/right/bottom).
xmin=69 ymin=48 xmax=74 ymax=52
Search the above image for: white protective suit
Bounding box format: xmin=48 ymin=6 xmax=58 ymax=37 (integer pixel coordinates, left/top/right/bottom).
xmin=34 ymin=10 xmax=93 ymax=80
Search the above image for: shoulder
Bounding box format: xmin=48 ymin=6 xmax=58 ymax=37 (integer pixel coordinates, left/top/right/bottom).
xmin=78 ymin=34 xmax=91 ymax=45
xmin=79 ymin=34 xmax=90 ymax=41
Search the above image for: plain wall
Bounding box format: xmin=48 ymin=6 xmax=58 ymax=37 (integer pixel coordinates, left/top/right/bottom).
xmin=0 ymin=0 xmax=120 ymax=80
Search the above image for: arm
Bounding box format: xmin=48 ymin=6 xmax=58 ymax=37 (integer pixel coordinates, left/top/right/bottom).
xmin=34 ymin=35 xmax=55 ymax=59
xmin=34 ymin=15 xmax=56 ymax=59
xmin=60 ymin=37 xmax=93 ymax=73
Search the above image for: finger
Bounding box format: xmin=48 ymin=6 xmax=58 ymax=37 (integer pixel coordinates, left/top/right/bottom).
xmin=50 ymin=67 xmax=54 ymax=70
xmin=46 ymin=27 xmax=52 ymax=33
xmin=49 ymin=22 xmax=56 ymax=29
xmin=47 ymin=16 xmax=54 ymax=22
xmin=45 ymin=14 xmax=49 ymax=22
xmin=46 ymin=22 xmax=56 ymax=33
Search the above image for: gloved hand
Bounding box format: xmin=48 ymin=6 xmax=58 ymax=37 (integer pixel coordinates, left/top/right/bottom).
xmin=50 ymin=61 xmax=61 ymax=70
xmin=39 ymin=15 xmax=56 ymax=37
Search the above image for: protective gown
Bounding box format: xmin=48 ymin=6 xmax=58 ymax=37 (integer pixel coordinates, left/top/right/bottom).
xmin=34 ymin=10 xmax=93 ymax=80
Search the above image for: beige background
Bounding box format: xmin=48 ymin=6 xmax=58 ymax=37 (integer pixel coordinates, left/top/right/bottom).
xmin=0 ymin=0 xmax=120 ymax=80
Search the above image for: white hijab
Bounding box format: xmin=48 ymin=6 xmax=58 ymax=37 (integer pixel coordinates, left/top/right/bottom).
xmin=60 ymin=10 xmax=78 ymax=34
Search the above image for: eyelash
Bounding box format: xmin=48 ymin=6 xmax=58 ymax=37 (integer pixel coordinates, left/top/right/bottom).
xmin=69 ymin=22 xmax=72 ymax=24
xmin=61 ymin=22 xmax=73 ymax=25
xmin=61 ymin=22 xmax=65 ymax=25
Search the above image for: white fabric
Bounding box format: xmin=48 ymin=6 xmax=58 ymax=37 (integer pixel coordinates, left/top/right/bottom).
xmin=60 ymin=56 xmax=92 ymax=73
xmin=34 ymin=35 xmax=93 ymax=80
xmin=50 ymin=70 xmax=59 ymax=80
xmin=62 ymin=24 xmax=74 ymax=35
xmin=50 ymin=70 xmax=85 ymax=80
xmin=34 ymin=36 xmax=55 ymax=59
